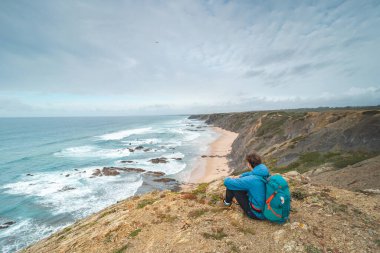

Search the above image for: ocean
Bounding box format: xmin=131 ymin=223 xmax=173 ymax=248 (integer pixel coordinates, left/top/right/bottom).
xmin=0 ymin=115 xmax=216 ymax=252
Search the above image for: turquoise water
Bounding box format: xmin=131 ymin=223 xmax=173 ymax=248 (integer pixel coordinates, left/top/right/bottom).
xmin=0 ymin=116 xmax=216 ymax=252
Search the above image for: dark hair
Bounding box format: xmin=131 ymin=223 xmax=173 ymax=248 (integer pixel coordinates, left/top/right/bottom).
xmin=246 ymin=152 xmax=262 ymax=168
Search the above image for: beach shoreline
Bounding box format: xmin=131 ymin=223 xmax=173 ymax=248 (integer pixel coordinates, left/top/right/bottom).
xmin=185 ymin=126 xmax=238 ymax=185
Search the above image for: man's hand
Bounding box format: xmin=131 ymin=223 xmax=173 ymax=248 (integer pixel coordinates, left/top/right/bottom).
xmin=229 ymin=175 xmax=239 ymax=179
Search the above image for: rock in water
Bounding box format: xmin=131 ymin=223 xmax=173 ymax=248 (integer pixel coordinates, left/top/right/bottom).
xmin=92 ymin=169 xmax=102 ymax=176
xmin=119 ymin=167 xmax=146 ymax=173
xmin=145 ymin=171 xmax=166 ymax=177
xmin=58 ymin=186 xmax=76 ymax=192
xmin=153 ymin=178 xmax=176 ymax=183
xmin=102 ymin=167 xmax=121 ymax=176
xmin=149 ymin=157 xmax=168 ymax=164
xmin=0 ymin=221 xmax=16 ymax=229
xmin=92 ymin=167 xmax=121 ymax=177
xmin=120 ymin=160 xmax=134 ymax=163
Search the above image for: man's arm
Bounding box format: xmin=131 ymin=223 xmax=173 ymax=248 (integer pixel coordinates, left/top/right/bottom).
xmin=224 ymin=176 xmax=252 ymax=191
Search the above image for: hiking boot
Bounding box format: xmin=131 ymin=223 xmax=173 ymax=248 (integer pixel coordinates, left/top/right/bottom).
xmin=223 ymin=199 xmax=232 ymax=207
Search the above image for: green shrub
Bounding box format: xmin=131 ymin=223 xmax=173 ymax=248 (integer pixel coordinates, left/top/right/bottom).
xmin=137 ymin=198 xmax=156 ymax=209
xmin=202 ymin=230 xmax=227 ymax=240
xmin=113 ymin=243 xmax=130 ymax=253
xmin=192 ymin=183 xmax=209 ymax=195
xmin=98 ymin=209 xmax=116 ymax=219
xmin=281 ymin=151 xmax=377 ymax=173
xmin=305 ymin=245 xmax=322 ymax=253
xmin=256 ymin=114 xmax=288 ymax=137
xmin=129 ymin=228 xmax=141 ymax=238
xmin=208 ymin=194 xmax=220 ymax=205
xmin=292 ymin=189 xmax=308 ymax=200
xmin=332 ymin=152 xmax=374 ymax=168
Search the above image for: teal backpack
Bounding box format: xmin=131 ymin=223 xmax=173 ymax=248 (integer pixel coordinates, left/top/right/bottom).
xmin=262 ymin=174 xmax=291 ymax=224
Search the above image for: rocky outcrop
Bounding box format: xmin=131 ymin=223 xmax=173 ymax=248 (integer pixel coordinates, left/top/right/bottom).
xmin=92 ymin=167 xmax=120 ymax=177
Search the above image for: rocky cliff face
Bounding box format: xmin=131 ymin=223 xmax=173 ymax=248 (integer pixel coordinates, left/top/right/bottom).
xmin=190 ymin=109 xmax=380 ymax=181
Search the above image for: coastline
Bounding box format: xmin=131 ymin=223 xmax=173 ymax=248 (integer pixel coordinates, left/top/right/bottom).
xmin=17 ymin=110 xmax=380 ymax=253
xmin=186 ymin=126 xmax=238 ymax=184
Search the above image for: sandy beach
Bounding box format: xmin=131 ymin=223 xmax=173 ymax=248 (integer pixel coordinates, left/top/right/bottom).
xmin=187 ymin=127 xmax=238 ymax=183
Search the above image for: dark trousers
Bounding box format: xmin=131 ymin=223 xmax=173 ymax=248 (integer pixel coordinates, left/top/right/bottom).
xmin=225 ymin=189 xmax=258 ymax=219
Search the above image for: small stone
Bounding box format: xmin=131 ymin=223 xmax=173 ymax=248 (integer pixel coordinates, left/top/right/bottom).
xmin=291 ymin=222 xmax=300 ymax=230
xmin=361 ymin=189 xmax=380 ymax=194
xmin=283 ymin=171 xmax=300 ymax=177
xmin=283 ymin=240 xmax=297 ymax=252
xmin=273 ymin=229 xmax=285 ymax=244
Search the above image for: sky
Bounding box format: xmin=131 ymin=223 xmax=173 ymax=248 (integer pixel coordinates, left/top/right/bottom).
xmin=0 ymin=0 xmax=379 ymax=117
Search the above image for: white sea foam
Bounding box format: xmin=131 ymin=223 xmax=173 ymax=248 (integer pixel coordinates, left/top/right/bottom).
xmin=183 ymin=131 xmax=201 ymax=141
xmin=98 ymin=127 xmax=152 ymax=140
xmin=159 ymin=139 xmax=183 ymax=148
xmin=54 ymin=145 xmax=131 ymax=159
xmin=139 ymin=161 xmax=186 ymax=175
xmin=164 ymin=152 xmax=185 ymax=159
xmin=0 ymin=218 xmax=64 ymax=253
xmin=1 ymin=168 xmax=143 ymax=218
xmin=121 ymin=138 xmax=162 ymax=145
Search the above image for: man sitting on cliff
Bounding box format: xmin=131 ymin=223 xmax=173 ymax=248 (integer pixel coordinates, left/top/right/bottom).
xmin=223 ymin=152 xmax=269 ymax=220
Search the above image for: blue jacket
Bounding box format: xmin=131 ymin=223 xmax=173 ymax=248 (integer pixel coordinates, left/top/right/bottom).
xmin=224 ymin=164 xmax=270 ymax=219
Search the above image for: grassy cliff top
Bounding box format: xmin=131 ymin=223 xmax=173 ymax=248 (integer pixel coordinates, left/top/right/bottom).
xmin=21 ymin=172 xmax=380 ymax=253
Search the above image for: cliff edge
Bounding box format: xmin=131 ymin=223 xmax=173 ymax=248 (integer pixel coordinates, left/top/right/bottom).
xmin=20 ymin=171 xmax=380 ymax=253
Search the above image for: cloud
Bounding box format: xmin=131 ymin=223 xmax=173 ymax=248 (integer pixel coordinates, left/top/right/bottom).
xmin=0 ymin=0 xmax=379 ymax=116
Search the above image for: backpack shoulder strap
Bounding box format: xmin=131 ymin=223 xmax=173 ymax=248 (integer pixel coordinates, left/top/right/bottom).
xmin=259 ymin=175 xmax=269 ymax=184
